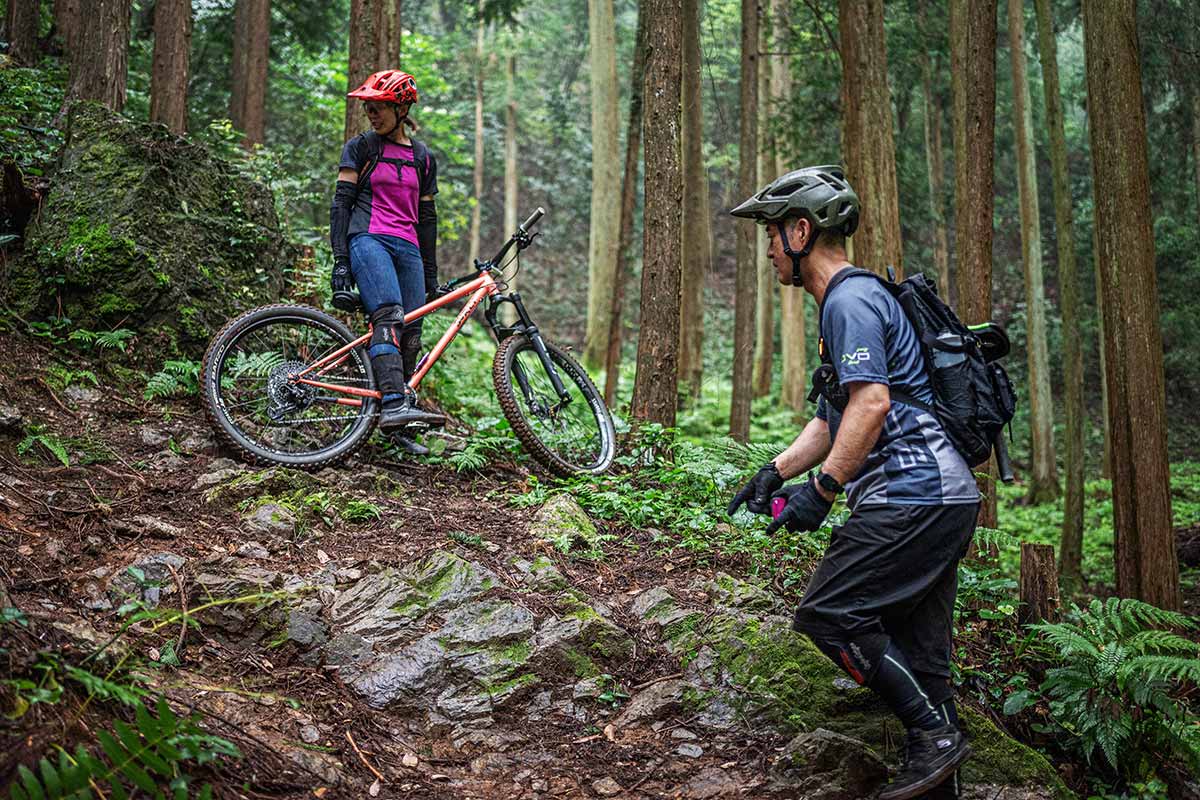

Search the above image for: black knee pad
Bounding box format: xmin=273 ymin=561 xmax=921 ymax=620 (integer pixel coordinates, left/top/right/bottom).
xmin=806 ymin=630 xmax=891 ymax=686
xmin=369 ymin=304 xmax=406 ymax=354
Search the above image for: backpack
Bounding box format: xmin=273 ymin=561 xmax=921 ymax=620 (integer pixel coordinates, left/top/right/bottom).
xmin=354 ymin=131 xmax=433 ymax=194
xmin=813 ymin=267 xmax=1016 ymax=468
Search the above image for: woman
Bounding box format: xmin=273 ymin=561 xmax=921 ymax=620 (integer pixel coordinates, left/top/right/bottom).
xmin=329 ymin=69 xmax=443 ymax=454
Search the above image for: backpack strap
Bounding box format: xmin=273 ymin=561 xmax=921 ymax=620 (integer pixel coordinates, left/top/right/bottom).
xmin=356 ymin=133 xmax=431 ymax=191
xmin=356 ymin=131 xmax=385 ymax=188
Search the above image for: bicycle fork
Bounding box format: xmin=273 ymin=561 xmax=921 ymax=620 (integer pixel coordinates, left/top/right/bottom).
xmin=486 ymin=293 xmax=573 ymax=408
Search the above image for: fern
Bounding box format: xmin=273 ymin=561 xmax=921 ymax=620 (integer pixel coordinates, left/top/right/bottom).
xmin=6 ymin=696 xmax=239 ymax=799
xmin=144 ymin=360 xmax=201 ymax=400
xmin=704 ymin=437 xmax=791 ymax=471
xmin=67 ymin=328 xmax=136 ymax=352
xmin=17 ymin=425 xmax=70 ymax=467
xmin=1032 ymin=598 xmax=1200 ymax=779
xmin=447 ymin=433 xmax=514 ymax=473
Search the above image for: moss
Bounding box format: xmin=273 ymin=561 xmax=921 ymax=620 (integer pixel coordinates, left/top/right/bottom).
xmin=482 ymin=672 xmax=540 ymax=699
xmin=562 ymin=647 xmax=598 ymax=679
xmin=496 ymin=640 xmax=532 ymax=663
xmin=960 ymin=707 xmax=1074 ymax=798
xmin=530 ymin=495 xmax=601 ymax=555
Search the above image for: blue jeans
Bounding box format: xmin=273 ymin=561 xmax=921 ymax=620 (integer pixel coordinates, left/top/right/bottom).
xmin=349 ymin=234 xmax=426 ymax=329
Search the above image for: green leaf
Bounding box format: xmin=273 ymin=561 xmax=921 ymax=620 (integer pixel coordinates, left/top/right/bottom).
xmin=10 ymin=784 xmax=30 ymax=800
xmin=37 ymin=759 xmax=62 ymax=797
xmin=17 ymin=765 xmax=44 ymax=800
xmin=1002 ymin=689 xmax=1034 ymax=716
xmin=95 ymin=731 xmax=127 ymax=774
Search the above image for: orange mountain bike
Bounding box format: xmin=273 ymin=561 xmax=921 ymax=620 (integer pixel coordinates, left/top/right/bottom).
xmin=200 ymin=208 xmax=616 ymax=477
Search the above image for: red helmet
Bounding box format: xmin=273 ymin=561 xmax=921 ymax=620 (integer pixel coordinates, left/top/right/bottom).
xmin=347 ymin=70 xmax=419 ymax=105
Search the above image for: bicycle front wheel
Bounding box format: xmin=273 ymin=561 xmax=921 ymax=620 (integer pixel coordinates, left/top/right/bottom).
xmin=493 ymin=334 xmax=616 ymax=477
xmin=201 ymin=304 xmax=377 ymax=470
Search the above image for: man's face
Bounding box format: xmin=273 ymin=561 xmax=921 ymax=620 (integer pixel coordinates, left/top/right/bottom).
xmin=766 ymin=218 xmax=807 ymax=287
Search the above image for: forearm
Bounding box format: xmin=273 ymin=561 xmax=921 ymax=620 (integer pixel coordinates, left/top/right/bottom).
xmin=773 ymin=416 xmax=832 ymax=480
xmin=330 ymin=179 xmax=357 ymax=265
xmin=821 ymin=386 xmax=889 ymax=486
xmin=417 ymin=197 xmax=437 ymax=292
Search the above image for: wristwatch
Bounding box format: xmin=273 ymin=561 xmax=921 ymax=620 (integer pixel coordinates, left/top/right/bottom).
xmin=816 ymin=471 xmax=844 ymax=496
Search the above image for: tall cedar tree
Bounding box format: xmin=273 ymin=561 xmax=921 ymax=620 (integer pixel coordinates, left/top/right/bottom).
xmin=773 ymin=0 xmax=805 ymax=413
xmin=149 ymin=0 xmax=192 ymax=134
xmin=603 ymin=3 xmax=648 ymax=409
xmin=630 ymin=0 xmax=683 ymax=427
xmin=1007 ymin=0 xmax=1058 ymax=503
xmin=583 ymin=0 xmax=622 ymax=369
xmin=66 ymin=0 xmax=131 ymax=112
xmin=1082 ymin=0 xmax=1180 ymax=609
xmin=502 ymin=51 xmax=518 ymax=326
xmin=344 ymin=0 xmax=383 ymax=142
xmin=838 ymin=0 xmax=903 ymax=277
xmin=230 ymin=0 xmax=269 ymax=146
xmin=752 ymin=15 xmax=773 ymax=399
xmin=949 ymin=0 xmax=997 ymax=528
xmin=918 ymin=0 xmax=950 ymax=303
xmin=4 ymin=0 xmax=41 ymax=66
xmin=53 ymin=0 xmax=80 ymax=55
xmin=468 ymin=3 xmax=485 ymax=263
xmin=1033 ymin=0 xmax=1085 ymax=590
xmin=729 ymin=0 xmax=759 ymax=442
xmin=678 ymin=0 xmax=711 ymax=403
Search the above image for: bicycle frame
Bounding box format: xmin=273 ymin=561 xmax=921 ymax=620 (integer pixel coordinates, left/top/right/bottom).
xmin=291 ymin=270 xmax=501 ymax=405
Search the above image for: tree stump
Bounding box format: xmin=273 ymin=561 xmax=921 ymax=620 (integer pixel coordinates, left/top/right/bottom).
xmin=1019 ymin=543 xmax=1059 ymax=625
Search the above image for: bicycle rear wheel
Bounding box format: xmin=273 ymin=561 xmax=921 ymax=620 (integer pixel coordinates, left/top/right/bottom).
xmin=201 ymin=304 xmax=377 ymax=469
xmin=493 ymin=334 xmax=615 ymax=477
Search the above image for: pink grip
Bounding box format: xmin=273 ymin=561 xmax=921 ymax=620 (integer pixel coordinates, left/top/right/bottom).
xmin=771 ymin=496 xmax=787 ymax=519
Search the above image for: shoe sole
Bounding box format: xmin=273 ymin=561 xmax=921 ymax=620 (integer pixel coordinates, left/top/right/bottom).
xmin=878 ymin=743 xmax=972 ymax=800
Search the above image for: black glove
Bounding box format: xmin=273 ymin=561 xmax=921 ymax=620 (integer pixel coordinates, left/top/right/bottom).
xmin=727 ymin=462 xmax=784 ymax=517
xmin=764 ymin=479 xmax=833 ymax=535
xmin=331 ymin=259 xmax=354 ymax=294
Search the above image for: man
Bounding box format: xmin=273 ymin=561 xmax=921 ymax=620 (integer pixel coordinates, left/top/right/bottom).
xmin=726 ymin=166 xmax=979 ymax=800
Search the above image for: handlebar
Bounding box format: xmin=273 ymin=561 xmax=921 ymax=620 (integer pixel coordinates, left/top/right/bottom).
xmin=519 ymin=207 xmax=545 ymax=233
xmin=489 ymin=206 xmax=546 ymax=268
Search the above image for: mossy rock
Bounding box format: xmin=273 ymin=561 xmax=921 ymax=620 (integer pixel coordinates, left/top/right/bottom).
xmin=14 ymin=102 xmax=295 ymax=354
xmin=529 ymin=494 xmax=602 ymax=555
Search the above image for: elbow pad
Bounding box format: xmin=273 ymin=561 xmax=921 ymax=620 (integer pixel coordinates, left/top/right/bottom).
xmin=330 ymin=180 xmax=358 ymax=265
xmin=416 ymin=199 xmax=438 ymax=289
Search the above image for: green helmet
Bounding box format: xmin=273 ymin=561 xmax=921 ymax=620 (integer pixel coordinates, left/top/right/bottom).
xmin=730 ymin=165 xmax=860 ymax=237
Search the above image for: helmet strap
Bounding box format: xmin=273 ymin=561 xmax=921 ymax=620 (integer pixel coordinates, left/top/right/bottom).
xmin=777 ymin=219 xmax=819 ymax=287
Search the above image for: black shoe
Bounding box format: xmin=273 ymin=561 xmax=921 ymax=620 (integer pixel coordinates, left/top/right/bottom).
xmin=879 ymin=725 xmax=972 ymax=800
xmin=915 ymin=772 xmax=960 ymax=799
xmin=379 ymin=391 xmax=445 ymax=430
xmin=389 ymin=432 xmax=430 ymax=456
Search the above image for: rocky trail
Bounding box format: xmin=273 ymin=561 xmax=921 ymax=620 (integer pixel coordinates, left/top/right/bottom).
xmin=0 ymin=336 xmax=1069 ymax=799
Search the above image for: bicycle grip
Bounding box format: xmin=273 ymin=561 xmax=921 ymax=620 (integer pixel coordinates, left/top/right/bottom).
xmin=520 ymin=207 xmax=545 ymax=232
xmin=994 ymin=430 xmax=1015 ymax=484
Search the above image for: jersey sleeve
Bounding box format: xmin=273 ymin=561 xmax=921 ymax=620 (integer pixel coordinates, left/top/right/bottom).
xmin=338 ymin=136 xmax=363 ymax=172
xmin=420 ymin=149 xmax=439 ymax=197
xmin=823 ymin=281 xmax=890 ymax=386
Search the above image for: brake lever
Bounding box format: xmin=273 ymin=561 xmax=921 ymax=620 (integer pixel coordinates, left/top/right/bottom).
xmin=517 ymin=231 xmax=541 ymax=251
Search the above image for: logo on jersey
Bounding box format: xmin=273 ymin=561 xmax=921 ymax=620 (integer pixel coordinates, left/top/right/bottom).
xmin=841 ymin=347 xmax=871 ymax=366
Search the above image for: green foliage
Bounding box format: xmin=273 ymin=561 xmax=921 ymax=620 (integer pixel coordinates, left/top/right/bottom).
xmin=0 ymin=60 xmax=67 ymax=176
xmin=66 ymin=328 xmax=137 ymax=353
xmin=6 ymin=696 xmax=240 ymax=800
xmin=17 ymin=424 xmax=70 ymax=467
xmin=1032 ymin=598 xmax=1200 ymax=780
xmin=144 ymin=360 xmax=201 ymax=401
xmin=44 ymin=364 xmax=99 ymax=392
xmin=339 ymin=499 xmax=382 ymax=523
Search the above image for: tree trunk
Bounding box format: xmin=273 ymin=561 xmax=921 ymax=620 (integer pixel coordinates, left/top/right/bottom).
xmin=231 ymin=0 xmax=269 ymax=146
xmin=1193 ymin=93 xmax=1200 ymax=233
xmin=149 ymin=0 xmax=191 ymax=134
xmin=752 ymin=15 xmax=774 ymax=399
xmin=5 ymin=0 xmax=41 ymax=66
xmin=396 ymin=0 xmax=402 ymax=61
xmin=54 ymin=0 xmax=81 ymax=54
xmin=468 ymin=3 xmax=485 ymax=265
xmin=1008 ymin=0 xmax=1058 ymax=504
xmin=1033 ymin=0 xmax=1085 ymax=593
xmin=677 ymin=0 xmax=710 ymax=404
xmin=1082 ymin=0 xmax=1180 ymax=610
xmin=730 ymin=0 xmax=759 ymax=442
xmin=374 ymin=0 xmax=399 ymax=68
xmin=918 ymin=0 xmax=950 ymax=302
xmin=67 ymin=0 xmax=131 ymax=112
xmin=604 ymin=2 xmax=648 ymax=410
xmin=838 ymin=0 xmax=903 ymax=277
xmin=1019 ymin=543 xmax=1059 ymax=625
xmin=583 ymin=0 xmax=622 ymax=370
xmin=772 ymin=0 xmax=804 ymax=414
xmin=344 ymin=0 xmax=379 ymax=141
xmin=630 ymin=0 xmax=683 ymax=427
xmin=949 ymin=0 xmax=997 ymax=528
xmin=502 ymin=53 xmax=518 ymax=327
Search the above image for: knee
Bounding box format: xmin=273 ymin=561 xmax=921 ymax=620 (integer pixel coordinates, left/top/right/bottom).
xmin=369 ymin=304 xmax=405 ymax=356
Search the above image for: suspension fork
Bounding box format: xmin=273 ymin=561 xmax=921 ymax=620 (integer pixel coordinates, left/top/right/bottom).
xmin=487 ymin=292 xmax=572 ymax=405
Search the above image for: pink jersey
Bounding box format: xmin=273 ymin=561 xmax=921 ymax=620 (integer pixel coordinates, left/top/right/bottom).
xmin=365 ymin=142 xmax=420 ymax=245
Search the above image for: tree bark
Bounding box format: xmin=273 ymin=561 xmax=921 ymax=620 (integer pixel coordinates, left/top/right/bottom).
xmin=1033 ymin=0 xmax=1085 ymax=592
xmin=752 ymin=15 xmax=774 ymax=399
xmin=583 ymin=0 xmax=622 ymax=369
xmin=67 ymin=0 xmax=131 ymax=112
xmin=230 ymin=0 xmax=269 ymax=146
xmin=1082 ymin=0 xmax=1180 ymax=610
xmin=468 ymin=2 xmax=485 ymax=265
xmin=772 ymin=0 xmax=804 ymax=414
xmin=949 ymin=0 xmax=997 ymax=528
xmin=677 ymin=0 xmax=710 ymax=404
xmin=502 ymin=52 xmax=518 ymax=327
xmin=1019 ymin=543 xmax=1059 ymax=625
xmin=5 ymin=0 xmax=41 ymax=66
xmin=604 ymin=2 xmax=648 ymax=409
xmin=344 ymin=0 xmax=378 ymax=141
xmin=1193 ymin=93 xmax=1200 ymax=233
xmin=54 ymin=0 xmax=81 ymax=55
xmin=918 ymin=0 xmax=950 ymax=302
xmin=375 ymin=0 xmax=399 ymax=68
xmin=630 ymin=0 xmax=683 ymax=427
xmin=730 ymin=0 xmax=759 ymax=442
xmin=838 ymin=0 xmax=903 ymax=277
xmin=149 ymin=0 xmax=191 ymax=134
xmin=1008 ymin=0 xmax=1058 ymax=504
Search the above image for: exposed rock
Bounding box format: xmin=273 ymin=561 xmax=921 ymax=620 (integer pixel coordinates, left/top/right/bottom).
xmin=235 ymin=540 xmax=271 ymax=560
xmin=243 ymin=503 xmax=297 ymax=538
xmin=180 ymin=431 xmax=217 ymax=454
xmin=0 ymin=403 xmax=23 ymax=432
xmin=614 ymin=679 xmax=686 ymax=728
xmin=528 ymin=495 xmax=601 ymax=554
xmin=63 ymin=385 xmax=100 ymax=406
xmin=109 ymin=514 xmax=185 ymax=540
xmin=681 ymin=766 xmax=741 ymax=799
xmin=139 ymin=427 xmax=171 ymax=447
xmin=675 ymin=742 xmax=703 ymax=758
xmin=299 ymin=725 xmax=321 ymax=744
xmin=509 ymin=555 xmax=567 ymax=592
xmin=14 ymin=102 xmax=293 ymax=354
xmin=109 ymin=551 xmax=186 ymax=607
xmin=192 ymin=463 xmax=246 ymax=491
xmin=770 ymin=729 xmax=888 ymax=799
xmin=591 ymin=776 xmax=622 ymax=796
